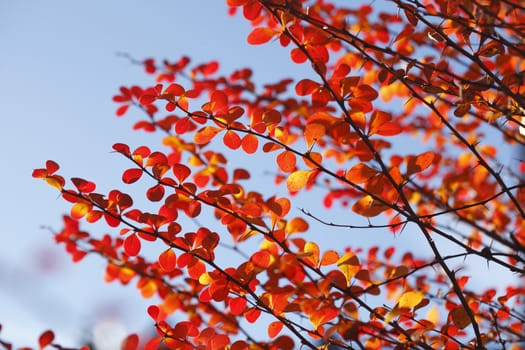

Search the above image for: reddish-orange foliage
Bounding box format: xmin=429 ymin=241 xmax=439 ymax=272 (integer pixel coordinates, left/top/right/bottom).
xmin=8 ymin=0 xmax=525 ymax=349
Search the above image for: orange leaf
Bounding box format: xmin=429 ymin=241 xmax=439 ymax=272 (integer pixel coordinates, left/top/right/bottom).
xmin=304 ymin=123 xmax=325 ymax=149
xmin=241 ymin=133 xmax=258 ymax=154
xmin=268 ymin=321 xmax=284 ymax=338
xmin=346 ymin=163 xmax=378 ymax=184
xmin=295 ymin=79 xmax=319 ymax=96
xmin=159 ymin=249 xmax=176 ymax=272
xmin=277 ymin=150 xmax=296 ymax=173
xmin=222 ymin=130 xmax=241 ymax=149
xmin=352 ymin=195 xmax=388 ymax=217
xmin=247 ymin=27 xmax=277 ymax=45
xmin=194 ymin=126 xmax=221 ymax=144
xmin=39 ymin=330 xmax=54 ymax=349
xmin=320 ymin=250 xmax=339 ymax=266
xmin=406 ymin=151 xmax=435 ymax=176
xmin=309 ymin=308 xmax=338 ymax=329
xmin=398 ymin=290 xmax=424 ymax=309
xmin=251 ymin=250 xmax=271 ymax=268
xmin=286 ymin=170 xmax=313 ymax=192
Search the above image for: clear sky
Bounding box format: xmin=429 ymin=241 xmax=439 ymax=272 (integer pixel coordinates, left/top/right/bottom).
xmin=1 ymin=1 xmax=519 ymax=348
xmin=0 ymin=1 xmax=295 ymax=346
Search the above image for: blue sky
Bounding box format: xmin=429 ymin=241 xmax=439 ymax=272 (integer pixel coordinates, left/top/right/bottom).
xmin=1 ymin=1 xmax=520 ymax=348
xmin=0 ymin=1 xmax=290 ymax=346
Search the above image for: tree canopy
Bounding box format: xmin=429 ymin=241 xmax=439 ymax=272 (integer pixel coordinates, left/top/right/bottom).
xmin=6 ymin=0 xmax=525 ymax=349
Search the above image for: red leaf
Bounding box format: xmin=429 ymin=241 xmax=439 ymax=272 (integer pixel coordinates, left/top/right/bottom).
xmin=113 ymin=143 xmax=131 ymax=156
xmin=247 ymin=27 xmax=276 ymax=45
xmin=121 ymin=334 xmax=139 ymax=350
xmin=147 ymin=305 xmax=160 ymax=321
xmin=172 ymin=164 xmax=191 ymax=183
xmin=39 ymin=330 xmax=54 ymax=349
xmin=139 ymin=94 xmax=157 ymax=105
xmin=147 ymin=184 xmax=165 ymax=202
xmin=122 ymin=168 xmax=143 ymax=184
xmin=245 ymin=308 xmax=261 ymax=323
xmin=124 ymin=234 xmax=141 ymax=256
xmin=223 ymin=130 xmax=242 ymax=149
xmin=71 ymin=177 xmax=96 ymax=193
xmin=229 ymin=297 xmax=247 ymax=315
xmin=116 ymin=104 xmax=130 ymax=117
xmin=159 ymin=249 xmax=176 ymax=272
xmin=45 ymin=160 xmax=59 ymax=174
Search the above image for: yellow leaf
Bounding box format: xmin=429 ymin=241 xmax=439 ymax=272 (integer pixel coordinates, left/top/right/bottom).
xmin=398 ymin=290 xmax=424 ymax=309
xmin=286 ymin=170 xmax=313 ymax=192
xmin=304 ymin=241 xmax=320 ymax=266
xmin=426 ymin=305 xmax=440 ymax=325
xmin=337 ymin=252 xmax=360 ymax=286
xmin=70 ymin=202 xmax=90 ymax=219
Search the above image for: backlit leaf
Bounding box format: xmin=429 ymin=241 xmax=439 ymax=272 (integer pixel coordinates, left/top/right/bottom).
xmin=172 ymin=164 xmax=191 ymax=183
xmin=124 ymin=234 xmax=141 ymax=256
xmin=398 ymin=290 xmax=424 ymax=309
xmin=229 ymin=297 xmax=247 ymax=315
xmin=159 ymin=249 xmax=176 ymax=272
xmin=241 ymin=133 xmax=258 ymax=154
xmin=286 ymin=170 xmax=313 ymax=192
xmin=268 ymin=321 xmax=283 ymax=338
xmin=277 ymin=150 xmax=296 ymax=173
xmin=122 ymin=168 xmax=143 ymax=184
xmin=352 ymin=195 xmax=388 ymax=217
xmin=304 ymin=123 xmax=325 ymax=149
xmin=194 ymin=126 xmax=221 ymax=144
xmin=337 ymin=252 xmax=360 ymax=286
xmin=247 ymin=27 xmax=277 ymax=45
xmin=224 ymin=130 xmax=242 ymax=149
xmin=39 ymin=330 xmax=54 ymax=349
xmin=346 ymin=163 xmax=378 ymax=184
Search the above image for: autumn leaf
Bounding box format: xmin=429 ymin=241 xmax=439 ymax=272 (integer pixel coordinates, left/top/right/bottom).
xmin=286 ymin=170 xmax=314 ymax=192
xmin=398 ymin=290 xmax=424 ymax=309
xmin=247 ymin=27 xmax=277 ymax=45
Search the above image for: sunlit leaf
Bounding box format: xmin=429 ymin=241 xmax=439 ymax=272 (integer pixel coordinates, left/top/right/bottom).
xmin=194 ymin=126 xmax=221 ymax=144
xmin=159 ymin=249 xmax=176 ymax=272
xmin=286 ymin=170 xmax=313 ymax=192
xmin=268 ymin=321 xmax=283 ymax=338
xmin=124 ymin=234 xmax=141 ymax=256
xmin=247 ymin=27 xmax=277 ymax=45
xmin=122 ymin=168 xmax=143 ymax=184
xmin=398 ymin=290 xmax=424 ymax=309
xmin=38 ymin=330 xmax=54 ymax=349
